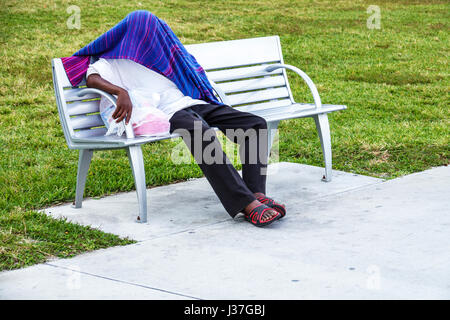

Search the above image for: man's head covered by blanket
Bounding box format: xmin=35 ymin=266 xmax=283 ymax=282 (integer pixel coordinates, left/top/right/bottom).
xmin=61 ymin=10 xmax=221 ymax=105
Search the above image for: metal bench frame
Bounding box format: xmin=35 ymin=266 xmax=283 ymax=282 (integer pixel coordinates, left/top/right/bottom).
xmin=51 ymin=35 xmax=346 ymax=223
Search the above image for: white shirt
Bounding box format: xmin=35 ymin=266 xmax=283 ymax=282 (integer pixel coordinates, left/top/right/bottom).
xmin=86 ymin=58 xmax=208 ymax=119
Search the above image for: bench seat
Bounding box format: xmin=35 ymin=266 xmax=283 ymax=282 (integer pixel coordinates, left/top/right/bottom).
xmin=71 ymin=102 xmax=346 ymax=148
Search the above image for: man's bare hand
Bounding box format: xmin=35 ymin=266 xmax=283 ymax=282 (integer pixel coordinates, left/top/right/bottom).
xmin=112 ymin=89 xmax=133 ymax=124
xmin=86 ymin=74 xmax=133 ymax=125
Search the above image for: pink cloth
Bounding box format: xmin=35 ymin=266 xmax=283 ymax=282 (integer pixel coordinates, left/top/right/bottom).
xmin=132 ymin=113 xmax=171 ymax=137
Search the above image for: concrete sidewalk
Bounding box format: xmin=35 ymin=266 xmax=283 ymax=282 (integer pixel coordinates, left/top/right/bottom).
xmin=1 ymin=162 xmax=449 ymax=299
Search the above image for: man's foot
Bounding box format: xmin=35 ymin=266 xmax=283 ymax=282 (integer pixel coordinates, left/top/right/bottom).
xmin=254 ymin=192 xmax=286 ymax=219
xmin=243 ymin=200 xmax=281 ymax=227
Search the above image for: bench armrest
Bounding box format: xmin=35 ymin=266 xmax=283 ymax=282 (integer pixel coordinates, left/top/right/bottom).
xmin=264 ymin=63 xmax=322 ymax=109
xmin=76 ymin=88 xmax=135 ymax=139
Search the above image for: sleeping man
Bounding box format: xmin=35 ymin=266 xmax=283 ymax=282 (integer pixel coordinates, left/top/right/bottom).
xmin=62 ymin=10 xmax=286 ymax=227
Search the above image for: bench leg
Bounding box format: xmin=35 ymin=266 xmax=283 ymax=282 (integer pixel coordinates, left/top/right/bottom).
xmin=126 ymin=145 xmax=148 ymax=223
xmin=267 ymin=120 xmax=280 ymax=159
xmin=313 ymin=113 xmax=332 ymax=182
xmin=74 ymin=149 xmax=93 ymax=208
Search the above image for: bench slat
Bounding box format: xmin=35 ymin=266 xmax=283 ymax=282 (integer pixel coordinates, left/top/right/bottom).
xmin=227 ymin=87 xmax=290 ymax=106
xmin=251 ymin=104 xmax=347 ymax=122
xmin=207 ymin=65 xmax=283 ymax=82
xmin=67 ymin=100 xmax=100 ymax=116
xmin=74 ymin=127 xmax=108 ymax=138
xmin=235 ymin=99 xmax=293 ymax=112
xmin=250 ymin=104 xmax=315 ymax=118
xmin=70 ymin=114 xmax=104 ymax=130
xmin=64 ymin=88 xmax=99 ymax=102
xmin=186 ymin=36 xmax=282 ymax=71
xmin=218 ymin=75 xmax=286 ymax=94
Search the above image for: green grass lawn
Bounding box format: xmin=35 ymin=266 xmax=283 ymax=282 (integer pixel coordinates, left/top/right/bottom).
xmin=0 ymin=0 xmax=448 ymax=271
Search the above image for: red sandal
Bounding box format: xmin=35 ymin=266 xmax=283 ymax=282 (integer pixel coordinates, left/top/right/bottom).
xmin=255 ymin=194 xmax=286 ymax=219
xmin=244 ymin=204 xmax=281 ymax=227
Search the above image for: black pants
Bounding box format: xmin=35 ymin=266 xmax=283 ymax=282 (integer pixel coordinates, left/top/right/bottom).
xmin=169 ymin=103 xmax=268 ymax=217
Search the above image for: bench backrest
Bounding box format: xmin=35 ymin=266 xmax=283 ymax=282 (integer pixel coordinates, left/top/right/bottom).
xmin=52 ymin=58 xmax=105 ymax=145
xmin=52 ymin=36 xmax=294 ymax=146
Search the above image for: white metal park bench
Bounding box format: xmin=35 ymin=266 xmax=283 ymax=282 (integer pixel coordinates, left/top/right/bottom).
xmin=51 ymin=36 xmax=346 ymax=223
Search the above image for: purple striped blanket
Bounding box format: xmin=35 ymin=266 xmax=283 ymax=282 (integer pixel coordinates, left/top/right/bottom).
xmin=61 ymin=10 xmax=221 ymax=105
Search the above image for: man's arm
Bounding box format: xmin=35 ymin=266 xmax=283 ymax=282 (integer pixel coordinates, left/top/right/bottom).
xmin=86 ymin=74 xmax=133 ymax=124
